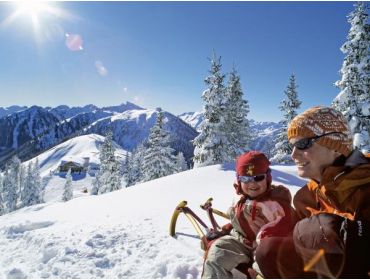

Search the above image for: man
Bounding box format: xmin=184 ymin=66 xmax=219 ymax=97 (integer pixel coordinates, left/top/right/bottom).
xmin=256 ymin=106 xmax=370 ymax=278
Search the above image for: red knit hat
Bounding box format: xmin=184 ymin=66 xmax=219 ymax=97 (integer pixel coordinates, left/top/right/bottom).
xmin=236 ymin=151 xmax=270 ymax=176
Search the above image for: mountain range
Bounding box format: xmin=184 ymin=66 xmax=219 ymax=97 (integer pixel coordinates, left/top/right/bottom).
xmin=0 ymin=103 xmax=281 ymax=167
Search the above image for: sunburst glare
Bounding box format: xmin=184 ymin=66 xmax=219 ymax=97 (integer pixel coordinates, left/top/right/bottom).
xmin=1 ymin=1 xmax=79 ymax=45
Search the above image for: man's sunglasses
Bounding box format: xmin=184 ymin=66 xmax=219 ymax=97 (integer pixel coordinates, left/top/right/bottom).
xmin=289 ymin=131 xmax=345 ymax=151
xmin=238 ymin=174 xmax=266 ymax=183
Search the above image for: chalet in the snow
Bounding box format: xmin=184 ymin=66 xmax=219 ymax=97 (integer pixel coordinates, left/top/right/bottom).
xmin=58 ymin=157 xmax=90 ymax=173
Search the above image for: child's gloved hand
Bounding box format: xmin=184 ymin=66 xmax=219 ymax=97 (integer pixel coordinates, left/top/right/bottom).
xmin=205 ymin=230 xmax=226 ymax=241
xmin=205 ymin=224 xmax=233 ymax=241
xmin=221 ymin=223 xmax=233 ymax=234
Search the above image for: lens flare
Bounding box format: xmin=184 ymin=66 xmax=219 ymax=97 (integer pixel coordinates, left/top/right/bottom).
xmin=95 ymin=61 xmax=108 ymax=77
xmin=65 ymin=33 xmax=83 ymax=51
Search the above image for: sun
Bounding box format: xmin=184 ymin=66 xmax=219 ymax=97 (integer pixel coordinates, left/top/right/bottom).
xmin=1 ymin=1 xmax=77 ymax=44
xmin=13 ymin=1 xmax=51 ymax=36
xmin=15 ymin=1 xmax=49 ymax=18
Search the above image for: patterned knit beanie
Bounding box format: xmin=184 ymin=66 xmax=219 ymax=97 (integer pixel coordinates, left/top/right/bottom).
xmin=287 ymin=106 xmax=353 ymax=156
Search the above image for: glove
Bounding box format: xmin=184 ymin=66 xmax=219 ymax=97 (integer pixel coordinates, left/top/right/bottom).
xmin=205 ymin=229 xmax=227 ymax=241
xmin=340 ymin=218 xmax=370 ymax=277
xmin=221 ymin=223 xmax=233 ymax=234
xmin=205 ymin=223 xmax=233 ymax=241
xmin=341 ymin=218 xmax=369 ymax=244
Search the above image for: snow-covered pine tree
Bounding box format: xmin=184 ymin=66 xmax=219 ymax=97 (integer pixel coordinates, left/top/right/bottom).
xmin=21 ymin=162 xmax=33 ymax=207
xmin=33 ymin=158 xmax=43 ymax=203
xmin=142 ymin=108 xmax=177 ymax=181
xmin=0 ymin=173 xmax=4 ymax=215
xmin=122 ymin=151 xmax=130 ymax=187
xmin=93 ymin=130 xmax=122 ymax=195
xmin=19 ymin=164 xmax=26 ymax=203
xmin=62 ymin=168 xmax=73 ymax=202
xmin=126 ymin=142 xmax=146 ymax=187
xmin=175 ymin=152 xmax=188 ymax=172
xmin=333 ymin=2 xmax=370 ymax=153
xmin=90 ymin=179 xmax=99 ymax=195
xmin=271 ymin=74 xmax=301 ymax=164
xmin=224 ymin=66 xmax=251 ymax=159
xmin=193 ymin=52 xmax=230 ymax=167
xmin=3 ymin=156 xmax=21 ymax=212
xmin=21 ymin=160 xmax=43 ymax=207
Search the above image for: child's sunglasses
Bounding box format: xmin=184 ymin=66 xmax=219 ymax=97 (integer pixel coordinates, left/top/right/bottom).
xmin=238 ymin=174 xmax=266 ymax=183
xmin=289 ymin=131 xmax=345 ymax=151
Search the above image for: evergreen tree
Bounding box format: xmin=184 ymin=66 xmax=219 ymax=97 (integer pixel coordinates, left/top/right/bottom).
xmin=142 ymin=108 xmax=177 ymax=181
xmin=193 ymin=52 xmax=229 ymax=167
xmin=333 ymin=2 xmax=370 ymax=152
xmin=90 ymin=178 xmax=99 ymax=195
xmin=21 ymin=160 xmax=43 ymax=207
xmin=122 ymin=151 xmax=130 ymax=187
xmin=175 ymin=152 xmax=188 ymax=172
xmin=126 ymin=142 xmax=146 ymax=187
xmin=225 ymin=66 xmax=251 ymax=159
xmin=0 ymin=173 xmax=4 ymax=215
xmin=62 ymin=168 xmax=73 ymax=202
xmin=19 ymin=164 xmax=26 ymax=203
xmin=3 ymin=156 xmax=21 ymax=212
xmin=93 ymin=131 xmax=122 ymax=195
xmin=271 ymin=74 xmax=301 ymax=164
xmin=33 ymin=158 xmax=43 ymax=203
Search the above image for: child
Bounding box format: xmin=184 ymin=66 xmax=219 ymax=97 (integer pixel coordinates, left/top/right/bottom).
xmin=202 ymin=151 xmax=296 ymax=278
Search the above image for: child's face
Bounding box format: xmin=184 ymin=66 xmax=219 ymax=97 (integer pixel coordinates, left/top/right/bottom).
xmin=240 ymin=178 xmax=268 ymax=198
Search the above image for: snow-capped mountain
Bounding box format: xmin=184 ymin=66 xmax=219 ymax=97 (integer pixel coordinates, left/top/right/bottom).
xmin=0 ymin=103 xmax=197 ymax=167
xmin=178 ymin=111 xmax=282 ymax=156
xmin=177 ymin=112 xmax=204 ymax=132
xmin=0 ymin=105 xmax=28 ymax=119
xmin=85 ymin=109 xmax=197 ymax=162
xmin=248 ymin=119 xmax=282 ymax=157
xmin=48 ymin=102 xmax=143 ymax=121
xmin=0 ymin=158 xmax=305 ymax=278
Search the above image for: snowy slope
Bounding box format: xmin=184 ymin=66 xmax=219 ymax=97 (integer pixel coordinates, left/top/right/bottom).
xmin=0 ymin=163 xmax=307 ymax=278
xmin=25 ymin=134 xmax=127 ymax=178
xmin=23 ymin=134 xmax=128 ymax=203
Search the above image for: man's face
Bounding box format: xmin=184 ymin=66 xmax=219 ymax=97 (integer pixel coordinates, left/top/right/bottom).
xmin=290 ymin=136 xmax=340 ymax=182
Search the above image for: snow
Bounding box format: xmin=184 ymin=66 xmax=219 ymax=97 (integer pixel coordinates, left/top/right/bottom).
xmin=0 ymin=162 xmax=306 ymax=278
xmin=178 ymin=112 xmax=205 ymax=132
xmin=23 ymin=134 xmax=127 ymax=178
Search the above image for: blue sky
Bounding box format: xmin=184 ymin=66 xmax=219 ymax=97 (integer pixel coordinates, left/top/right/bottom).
xmin=0 ymin=1 xmax=358 ymax=121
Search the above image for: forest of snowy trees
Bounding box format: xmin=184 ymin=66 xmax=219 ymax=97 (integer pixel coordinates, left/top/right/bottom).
xmin=0 ymin=156 xmax=42 ymax=215
xmin=193 ymin=53 xmax=251 ymax=167
xmin=193 ymin=2 xmax=370 ymax=166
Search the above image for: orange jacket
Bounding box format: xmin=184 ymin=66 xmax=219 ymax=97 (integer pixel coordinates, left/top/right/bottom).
xmin=294 ymin=150 xmax=370 ymax=221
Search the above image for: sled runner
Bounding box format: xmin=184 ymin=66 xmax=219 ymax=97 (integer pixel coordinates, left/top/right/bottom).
xmin=169 ymin=198 xmax=229 ymax=249
xmin=169 ymin=198 xmax=264 ymax=279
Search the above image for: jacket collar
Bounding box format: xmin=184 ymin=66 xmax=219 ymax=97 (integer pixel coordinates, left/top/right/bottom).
xmin=308 ymin=149 xmax=370 ymax=204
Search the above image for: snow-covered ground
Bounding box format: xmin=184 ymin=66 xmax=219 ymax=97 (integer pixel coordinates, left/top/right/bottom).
xmin=24 ymin=134 xmax=127 ymax=178
xmin=0 ymin=162 xmax=307 ymax=278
